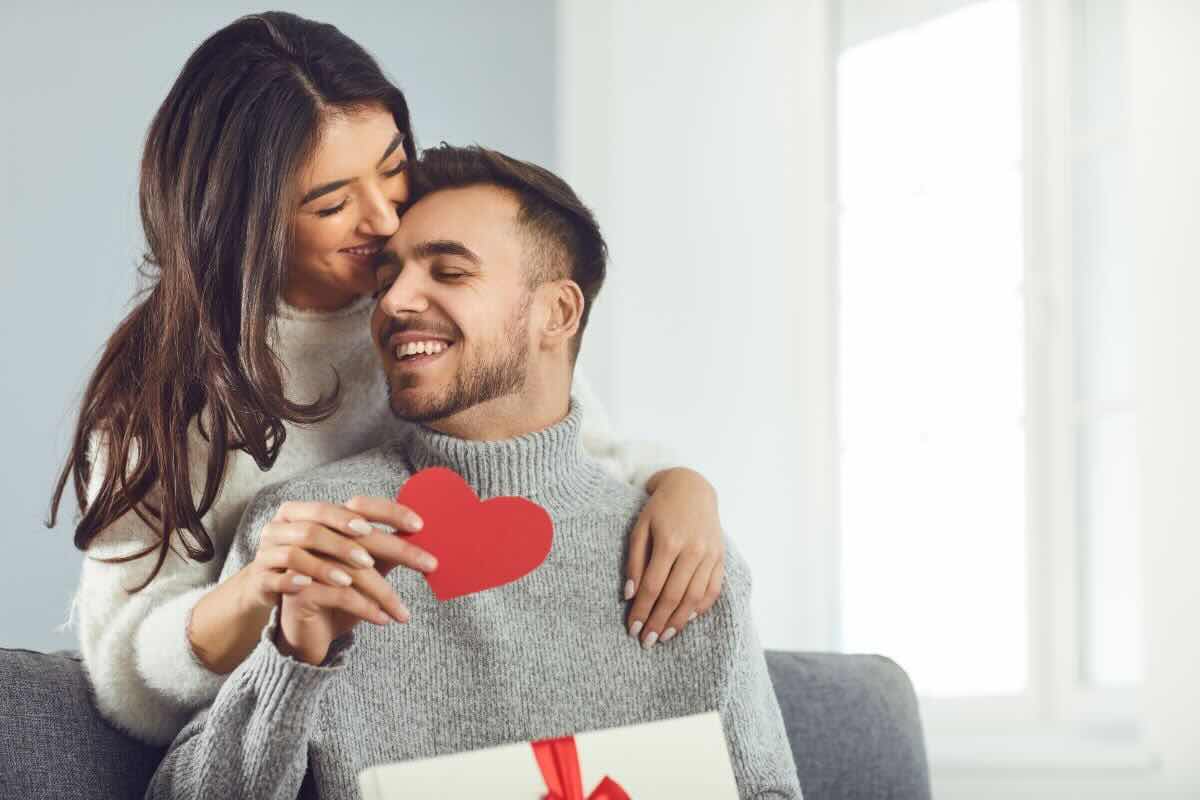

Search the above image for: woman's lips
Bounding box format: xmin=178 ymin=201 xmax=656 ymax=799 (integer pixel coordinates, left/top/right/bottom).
xmin=339 ymin=242 xmax=385 ymax=264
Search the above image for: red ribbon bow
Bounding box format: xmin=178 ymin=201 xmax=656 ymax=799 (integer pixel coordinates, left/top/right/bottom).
xmin=531 ymin=736 xmax=631 ymax=800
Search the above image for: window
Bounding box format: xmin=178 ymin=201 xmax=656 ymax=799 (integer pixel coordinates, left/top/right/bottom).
xmin=836 ymin=0 xmax=1139 ymax=728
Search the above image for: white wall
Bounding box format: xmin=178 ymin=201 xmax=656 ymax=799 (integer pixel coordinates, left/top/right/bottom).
xmin=558 ymin=0 xmax=837 ymax=650
xmin=1129 ymin=1 xmax=1200 ymax=792
xmin=0 ymin=1 xmax=558 ymax=652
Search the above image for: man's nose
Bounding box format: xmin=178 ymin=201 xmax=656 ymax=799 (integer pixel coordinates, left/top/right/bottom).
xmin=380 ymin=267 xmax=431 ymax=316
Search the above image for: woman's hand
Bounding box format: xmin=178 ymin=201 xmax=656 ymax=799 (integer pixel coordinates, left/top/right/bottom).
xmin=251 ymin=496 xmax=442 ymax=666
xmin=240 ymin=497 xmax=437 ymax=624
xmin=624 ymin=468 xmax=725 ymax=649
xmin=188 ymin=496 xmax=437 ymax=674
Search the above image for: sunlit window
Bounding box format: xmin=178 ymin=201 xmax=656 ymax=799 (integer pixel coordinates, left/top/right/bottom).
xmin=837 ymin=0 xmax=1027 ymax=697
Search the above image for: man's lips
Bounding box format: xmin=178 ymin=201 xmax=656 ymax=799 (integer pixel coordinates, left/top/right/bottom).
xmin=386 ymin=331 xmax=455 ymax=365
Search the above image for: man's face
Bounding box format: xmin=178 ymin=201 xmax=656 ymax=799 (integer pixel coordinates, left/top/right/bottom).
xmin=370 ymin=185 xmax=533 ymax=423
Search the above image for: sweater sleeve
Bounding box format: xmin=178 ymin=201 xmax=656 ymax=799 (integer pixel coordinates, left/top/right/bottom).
xmin=717 ymin=542 xmax=804 ymax=798
xmin=69 ymin=431 xmax=231 ymax=746
xmin=572 ymin=370 xmax=680 ymax=490
xmin=145 ymin=605 xmax=356 ymax=800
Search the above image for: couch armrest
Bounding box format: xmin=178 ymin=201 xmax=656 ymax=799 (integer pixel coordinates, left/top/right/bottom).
xmin=766 ymin=651 xmax=931 ymax=800
xmin=0 ymin=648 xmax=164 ymax=800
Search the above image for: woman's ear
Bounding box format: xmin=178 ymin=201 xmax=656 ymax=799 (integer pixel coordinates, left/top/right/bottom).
xmin=537 ymin=279 xmax=585 ymax=352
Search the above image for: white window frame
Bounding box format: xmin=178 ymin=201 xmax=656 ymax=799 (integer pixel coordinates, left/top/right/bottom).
xmin=832 ymin=0 xmax=1152 ymax=779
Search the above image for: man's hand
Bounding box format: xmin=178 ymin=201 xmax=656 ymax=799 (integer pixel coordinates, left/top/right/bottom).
xmin=265 ymin=496 xmax=440 ymax=665
xmin=274 ymin=575 xmax=400 ymax=666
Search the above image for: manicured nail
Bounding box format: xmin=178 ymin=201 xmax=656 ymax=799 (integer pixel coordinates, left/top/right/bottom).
xmin=395 ymin=606 xmax=411 ymax=623
xmin=642 ymin=631 xmax=659 ymax=649
xmin=623 ymin=579 xmax=636 ymax=600
xmin=292 ymin=574 xmax=312 ymax=587
xmin=351 ymin=549 xmax=374 ymax=568
xmin=330 ymin=569 xmax=352 ymax=587
xmin=405 ymin=512 xmax=424 ymax=531
xmin=348 ymin=518 xmax=373 ymax=536
xmin=661 ymin=627 xmax=677 ymax=643
xmin=688 ymin=611 xmax=698 ymax=622
xmin=420 ymin=554 xmax=438 ymax=572
xmin=629 ymin=620 xmax=643 ymax=638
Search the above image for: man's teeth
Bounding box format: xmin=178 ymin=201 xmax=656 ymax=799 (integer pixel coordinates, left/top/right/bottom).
xmin=395 ymin=340 xmax=449 ymax=359
xmin=343 ymin=245 xmax=382 ymax=255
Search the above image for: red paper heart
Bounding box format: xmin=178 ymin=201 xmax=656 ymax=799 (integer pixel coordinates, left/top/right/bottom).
xmin=395 ymin=467 xmax=554 ymax=601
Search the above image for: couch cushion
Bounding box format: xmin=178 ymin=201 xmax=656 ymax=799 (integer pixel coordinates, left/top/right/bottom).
xmin=0 ymin=647 xmax=163 ymax=800
xmin=0 ymin=646 xmax=931 ymax=800
xmin=766 ymin=651 xmax=931 ymax=800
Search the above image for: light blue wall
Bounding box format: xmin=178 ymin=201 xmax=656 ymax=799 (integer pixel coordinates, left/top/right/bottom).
xmin=0 ymin=2 xmax=557 ymax=652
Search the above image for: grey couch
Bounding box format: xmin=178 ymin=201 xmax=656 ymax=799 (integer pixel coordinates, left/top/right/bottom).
xmin=0 ymin=647 xmax=930 ymax=799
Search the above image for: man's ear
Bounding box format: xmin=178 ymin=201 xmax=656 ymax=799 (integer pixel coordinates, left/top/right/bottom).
xmin=537 ymin=279 xmax=585 ymax=351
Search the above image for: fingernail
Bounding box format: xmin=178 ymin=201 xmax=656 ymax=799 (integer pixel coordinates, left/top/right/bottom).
xmin=292 ymin=574 xmax=312 ymax=587
xmin=373 ymin=608 xmax=390 ymax=624
xmin=395 ymin=605 xmax=411 ymax=623
xmin=629 ymin=620 xmax=643 ymax=638
xmin=330 ymin=569 xmax=352 ymax=587
xmin=688 ymin=611 xmax=698 ymax=622
xmin=420 ymin=554 xmax=438 ymax=572
xmin=351 ymin=550 xmax=374 ymax=568
xmin=405 ymin=512 xmax=423 ymax=531
xmin=642 ymin=631 xmax=659 ymax=649
xmin=348 ymin=518 xmax=373 ymax=536
xmin=623 ymin=579 xmax=635 ymax=600
xmin=661 ymin=627 xmax=677 ymax=643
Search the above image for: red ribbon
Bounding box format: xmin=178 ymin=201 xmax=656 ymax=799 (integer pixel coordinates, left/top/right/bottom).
xmin=531 ymin=736 xmax=631 ymax=800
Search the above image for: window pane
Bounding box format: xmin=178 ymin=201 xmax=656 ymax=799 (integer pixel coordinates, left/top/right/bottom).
xmin=837 ymin=0 xmax=1027 ymax=697
xmin=1071 ymin=0 xmax=1141 ymax=688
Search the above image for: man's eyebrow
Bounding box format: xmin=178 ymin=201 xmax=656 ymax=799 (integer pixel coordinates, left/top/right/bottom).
xmin=411 ymin=240 xmax=480 ymax=264
xmin=376 ymin=132 xmax=406 ymax=167
xmin=301 ymin=133 xmax=406 ymax=206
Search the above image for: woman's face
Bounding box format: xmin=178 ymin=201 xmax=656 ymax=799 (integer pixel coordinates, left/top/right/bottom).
xmin=286 ymin=105 xmax=410 ymax=311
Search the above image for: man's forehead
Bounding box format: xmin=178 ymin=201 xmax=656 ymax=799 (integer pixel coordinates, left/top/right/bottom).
xmin=381 ymin=184 xmax=518 ymax=266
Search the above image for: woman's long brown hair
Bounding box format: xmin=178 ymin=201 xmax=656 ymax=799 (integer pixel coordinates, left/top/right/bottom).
xmin=46 ymin=12 xmax=417 ymax=591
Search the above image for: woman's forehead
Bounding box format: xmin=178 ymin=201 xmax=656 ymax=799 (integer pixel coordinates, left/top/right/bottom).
xmin=304 ymin=106 xmax=402 ymax=184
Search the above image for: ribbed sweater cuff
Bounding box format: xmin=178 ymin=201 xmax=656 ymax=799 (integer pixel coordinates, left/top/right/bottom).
xmin=237 ymin=606 xmax=356 ymax=719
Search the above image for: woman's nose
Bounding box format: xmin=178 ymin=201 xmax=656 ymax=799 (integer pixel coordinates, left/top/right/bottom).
xmin=358 ymin=184 xmax=400 ymax=238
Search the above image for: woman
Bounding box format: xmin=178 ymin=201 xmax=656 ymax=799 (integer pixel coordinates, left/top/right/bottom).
xmin=50 ymin=11 xmax=726 ymax=747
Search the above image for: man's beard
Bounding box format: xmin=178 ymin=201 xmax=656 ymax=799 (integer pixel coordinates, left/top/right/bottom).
xmin=386 ymin=298 xmax=530 ymax=423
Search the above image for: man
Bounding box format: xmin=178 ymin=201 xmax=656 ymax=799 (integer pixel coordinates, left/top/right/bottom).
xmin=149 ymin=146 xmax=801 ymax=799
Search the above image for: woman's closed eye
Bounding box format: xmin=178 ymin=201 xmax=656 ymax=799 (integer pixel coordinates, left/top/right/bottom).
xmin=317 ymin=199 xmax=348 ymax=218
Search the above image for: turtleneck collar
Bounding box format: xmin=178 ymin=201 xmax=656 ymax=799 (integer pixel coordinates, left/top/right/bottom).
xmin=386 ymin=399 xmax=596 ymax=504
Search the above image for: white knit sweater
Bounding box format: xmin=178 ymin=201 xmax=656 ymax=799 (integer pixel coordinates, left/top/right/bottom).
xmin=64 ymin=295 xmax=671 ymax=746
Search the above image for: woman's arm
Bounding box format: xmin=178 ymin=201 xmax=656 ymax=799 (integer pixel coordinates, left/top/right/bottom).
xmin=572 ymin=372 xmax=726 ymax=648
xmin=70 ymin=433 xmax=241 ymax=746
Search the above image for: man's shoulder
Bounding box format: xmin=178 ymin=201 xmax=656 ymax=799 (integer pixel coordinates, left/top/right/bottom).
xmin=253 ymin=444 xmax=408 ymax=510
xmin=569 ymin=457 xmax=648 ymax=521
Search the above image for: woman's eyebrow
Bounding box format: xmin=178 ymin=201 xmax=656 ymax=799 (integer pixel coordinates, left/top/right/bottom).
xmin=301 ymin=133 xmax=406 ymax=206
xmin=376 ymin=131 xmax=406 ymax=167
xmin=301 ymin=178 xmax=353 ymax=205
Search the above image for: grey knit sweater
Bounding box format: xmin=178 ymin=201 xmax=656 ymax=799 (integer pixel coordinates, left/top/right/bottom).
xmin=147 ymin=401 xmax=802 ymax=799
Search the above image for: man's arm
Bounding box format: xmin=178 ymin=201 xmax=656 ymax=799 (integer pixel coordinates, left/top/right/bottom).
xmin=146 ymin=489 xmax=347 ymax=800
xmin=145 ymin=606 xmax=354 ymax=800
xmin=717 ymin=544 xmax=804 ymax=799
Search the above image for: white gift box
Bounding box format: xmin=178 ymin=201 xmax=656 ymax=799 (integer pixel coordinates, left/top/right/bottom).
xmin=358 ymin=711 xmax=739 ymax=799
